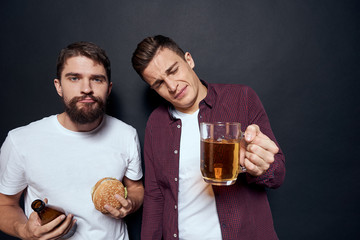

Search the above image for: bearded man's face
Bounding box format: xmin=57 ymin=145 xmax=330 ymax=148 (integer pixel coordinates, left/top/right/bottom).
xmin=54 ymin=56 xmax=112 ymax=125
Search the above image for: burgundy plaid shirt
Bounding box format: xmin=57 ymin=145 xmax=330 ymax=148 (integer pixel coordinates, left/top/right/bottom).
xmin=141 ymin=82 xmax=285 ymax=240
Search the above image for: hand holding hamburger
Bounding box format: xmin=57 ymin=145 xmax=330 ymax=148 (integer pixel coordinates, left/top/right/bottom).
xmin=91 ymin=177 xmax=128 ymax=214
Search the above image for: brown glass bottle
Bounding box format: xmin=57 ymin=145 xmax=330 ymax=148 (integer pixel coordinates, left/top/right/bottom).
xmin=31 ymin=199 xmax=65 ymax=225
xmin=31 ymin=199 xmax=77 ymax=239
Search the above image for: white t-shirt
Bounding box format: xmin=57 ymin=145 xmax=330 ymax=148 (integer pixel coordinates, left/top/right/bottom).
xmin=0 ymin=115 xmax=143 ymax=240
xmin=172 ymin=109 xmax=222 ymax=240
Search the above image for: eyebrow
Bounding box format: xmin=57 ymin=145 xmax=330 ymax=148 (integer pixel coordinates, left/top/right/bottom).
xmin=150 ymin=79 xmax=163 ymax=89
xmin=64 ymin=73 xmax=107 ymax=80
xmin=90 ymin=74 xmax=107 ymax=80
xmin=65 ymin=72 xmax=81 ymax=77
xmin=165 ymin=62 xmax=178 ymax=75
xmin=150 ymin=62 xmax=178 ymax=89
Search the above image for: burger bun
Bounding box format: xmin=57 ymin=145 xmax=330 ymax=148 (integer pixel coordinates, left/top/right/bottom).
xmin=91 ymin=177 xmax=126 ymax=214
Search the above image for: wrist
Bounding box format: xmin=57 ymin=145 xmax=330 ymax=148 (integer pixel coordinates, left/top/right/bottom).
xmin=126 ymin=197 xmax=136 ymax=214
xmin=14 ymin=221 xmax=28 ymax=239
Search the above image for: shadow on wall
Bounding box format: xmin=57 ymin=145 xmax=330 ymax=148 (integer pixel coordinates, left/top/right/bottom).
xmin=107 ymin=92 xmax=123 ymax=120
xmin=107 ymin=85 xmax=165 ymax=121
xmin=143 ymin=87 xmax=167 ymax=115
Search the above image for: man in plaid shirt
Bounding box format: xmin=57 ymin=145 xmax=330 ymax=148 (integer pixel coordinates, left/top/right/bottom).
xmin=132 ymin=35 xmax=285 ymax=240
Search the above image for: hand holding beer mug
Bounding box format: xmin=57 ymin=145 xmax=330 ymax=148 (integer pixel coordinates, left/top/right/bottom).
xmin=200 ymin=122 xmax=246 ymax=186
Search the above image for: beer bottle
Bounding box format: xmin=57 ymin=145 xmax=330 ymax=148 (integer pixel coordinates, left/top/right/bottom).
xmin=31 ymin=199 xmax=65 ymax=225
xmin=31 ymin=199 xmax=77 ymax=238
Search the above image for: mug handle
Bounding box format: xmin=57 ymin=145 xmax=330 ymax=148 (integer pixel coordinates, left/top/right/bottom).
xmin=239 ymin=131 xmax=247 ymax=173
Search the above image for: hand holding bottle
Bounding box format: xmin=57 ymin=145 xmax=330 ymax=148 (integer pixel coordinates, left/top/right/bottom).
xmin=20 ymin=198 xmax=76 ymax=240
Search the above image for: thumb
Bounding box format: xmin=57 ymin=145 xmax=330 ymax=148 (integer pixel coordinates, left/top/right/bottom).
xmin=244 ymin=124 xmax=260 ymax=142
xmin=29 ymin=211 xmax=42 ymax=226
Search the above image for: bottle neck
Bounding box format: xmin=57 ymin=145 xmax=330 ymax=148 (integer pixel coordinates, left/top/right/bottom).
xmin=31 ymin=199 xmax=45 ymax=212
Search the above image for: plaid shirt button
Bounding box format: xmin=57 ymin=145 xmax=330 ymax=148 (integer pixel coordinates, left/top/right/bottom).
xmin=174 ymin=150 xmax=178 ymax=154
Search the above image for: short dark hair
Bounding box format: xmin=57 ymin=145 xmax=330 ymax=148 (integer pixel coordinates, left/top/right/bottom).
xmin=131 ymin=35 xmax=185 ymax=79
xmin=56 ymin=41 xmax=111 ymax=81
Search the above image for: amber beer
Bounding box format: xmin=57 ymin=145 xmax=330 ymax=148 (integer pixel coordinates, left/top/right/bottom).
xmin=200 ymin=122 xmax=242 ymax=186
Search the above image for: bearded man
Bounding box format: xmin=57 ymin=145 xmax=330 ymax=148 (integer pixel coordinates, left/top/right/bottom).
xmin=0 ymin=42 xmax=144 ymax=240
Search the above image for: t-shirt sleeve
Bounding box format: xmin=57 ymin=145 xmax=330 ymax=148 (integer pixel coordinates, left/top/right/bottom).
xmin=0 ymin=133 xmax=27 ymax=195
xmin=124 ymin=129 xmax=143 ymax=181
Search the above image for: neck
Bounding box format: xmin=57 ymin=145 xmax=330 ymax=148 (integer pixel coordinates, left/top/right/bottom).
xmin=57 ymin=112 xmax=103 ymax=132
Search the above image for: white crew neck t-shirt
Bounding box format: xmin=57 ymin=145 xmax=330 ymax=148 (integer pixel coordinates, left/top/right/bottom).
xmin=172 ymin=109 xmax=222 ymax=240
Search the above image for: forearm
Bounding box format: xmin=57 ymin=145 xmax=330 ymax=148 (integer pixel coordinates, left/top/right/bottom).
xmin=123 ymin=176 xmax=144 ymax=214
xmin=126 ymin=183 xmax=144 ymax=213
xmin=0 ymin=205 xmax=28 ymax=238
xmin=0 ymin=191 xmax=30 ymax=238
xmin=246 ymin=87 xmax=286 ymax=188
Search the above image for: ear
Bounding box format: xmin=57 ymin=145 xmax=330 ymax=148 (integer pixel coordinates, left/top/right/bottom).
xmin=107 ymin=81 xmax=113 ymax=96
xmin=54 ymin=79 xmax=63 ymax=97
xmin=184 ymin=52 xmax=195 ymax=69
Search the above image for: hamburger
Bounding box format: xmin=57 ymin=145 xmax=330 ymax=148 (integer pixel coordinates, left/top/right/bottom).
xmin=91 ymin=177 xmax=127 ymax=214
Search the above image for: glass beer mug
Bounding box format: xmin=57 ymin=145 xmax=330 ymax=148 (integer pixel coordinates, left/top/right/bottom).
xmin=200 ymin=122 xmax=245 ymax=186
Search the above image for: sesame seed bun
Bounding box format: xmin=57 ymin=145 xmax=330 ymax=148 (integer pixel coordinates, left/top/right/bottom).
xmin=91 ymin=177 xmax=126 ymax=214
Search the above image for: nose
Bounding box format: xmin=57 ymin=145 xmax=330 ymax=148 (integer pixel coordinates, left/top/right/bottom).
xmin=165 ymin=78 xmax=178 ymax=93
xmin=81 ymin=79 xmax=94 ymax=95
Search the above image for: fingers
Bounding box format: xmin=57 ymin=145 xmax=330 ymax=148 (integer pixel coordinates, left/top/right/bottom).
xmin=39 ymin=214 xmax=67 ymax=238
xmin=51 ymin=214 xmax=76 ymax=239
xmin=244 ymin=124 xmax=279 ymax=154
xmin=244 ymin=124 xmax=279 ymax=153
xmin=244 ymin=124 xmax=259 ymax=142
xmin=244 ymin=148 xmax=273 ymax=176
xmin=247 ymin=143 xmax=275 ymax=164
xmin=242 ymin=124 xmax=279 ymax=176
xmin=25 ymin=212 xmax=44 ymax=238
xmin=43 ymin=215 xmax=66 ymax=230
xmin=37 ymin=215 xmax=74 ymax=240
xmin=115 ymin=194 xmax=130 ymax=209
xmin=104 ymin=205 xmax=125 ymax=219
xmin=26 ymin=211 xmax=75 ymax=239
xmin=104 ymin=195 xmax=133 ymax=219
xmin=244 ymin=143 xmax=275 ymax=176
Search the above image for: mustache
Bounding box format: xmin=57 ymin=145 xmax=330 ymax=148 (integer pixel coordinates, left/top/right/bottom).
xmin=73 ymin=94 xmax=100 ymax=102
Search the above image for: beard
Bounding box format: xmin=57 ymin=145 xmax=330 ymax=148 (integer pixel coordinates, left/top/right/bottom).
xmin=63 ymin=94 xmax=106 ymax=124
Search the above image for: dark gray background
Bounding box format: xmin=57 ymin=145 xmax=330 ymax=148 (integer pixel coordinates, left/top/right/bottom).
xmin=1 ymin=0 xmax=359 ymax=239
